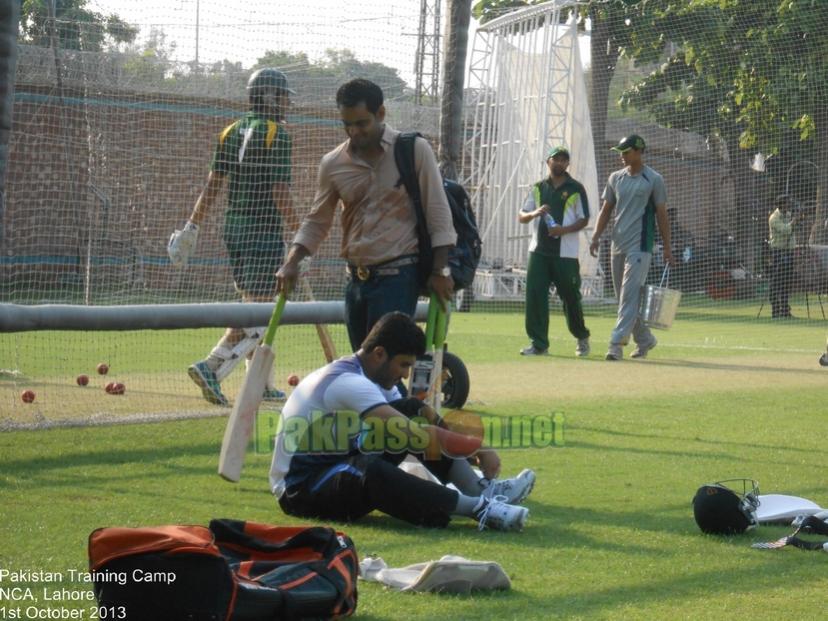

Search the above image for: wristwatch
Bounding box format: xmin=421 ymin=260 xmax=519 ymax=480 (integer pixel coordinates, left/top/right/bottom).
xmin=433 ymin=266 xmax=451 ymax=277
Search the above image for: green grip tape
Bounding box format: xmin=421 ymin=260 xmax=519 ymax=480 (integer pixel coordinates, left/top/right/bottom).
xmin=263 ymin=292 xmax=287 ymax=347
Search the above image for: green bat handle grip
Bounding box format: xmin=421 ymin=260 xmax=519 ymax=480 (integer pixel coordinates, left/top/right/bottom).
xmin=434 ymin=299 xmax=448 ymax=348
xmin=424 ymin=293 xmax=439 ymax=346
xmin=263 ymin=292 xmax=287 ymax=347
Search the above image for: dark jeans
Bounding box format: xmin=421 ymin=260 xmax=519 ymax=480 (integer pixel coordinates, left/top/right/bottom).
xmin=344 ymin=263 xmax=420 ymax=351
xmin=769 ymin=249 xmax=794 ymax=317
xmin=277 ymin=398 xmax=458 ymax=528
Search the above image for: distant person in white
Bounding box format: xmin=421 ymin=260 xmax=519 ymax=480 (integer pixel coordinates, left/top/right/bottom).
xmin=270 ymin=312 xmax=536 ymax=531
xmin=590 ymin=134 xmax=673 ymax=361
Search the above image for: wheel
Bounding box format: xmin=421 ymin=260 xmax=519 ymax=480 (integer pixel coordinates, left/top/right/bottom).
xmin=455 ymin=288 xmax=474 ymax=312
xmin=441 ymin=351 xmax=470 ymax=409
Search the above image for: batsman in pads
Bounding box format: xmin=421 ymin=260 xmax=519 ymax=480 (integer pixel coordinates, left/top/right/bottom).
xmin=270 ymin=312 xmax=536 ymax=532
xmin=168 ymin=68 xmax=298 ymax=406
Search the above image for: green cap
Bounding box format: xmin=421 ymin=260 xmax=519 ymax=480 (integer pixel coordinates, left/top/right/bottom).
xmin=546 ymin=146 xmax=570 ymax=160
xmin=611 ymin=134 xmax=646 ymax=152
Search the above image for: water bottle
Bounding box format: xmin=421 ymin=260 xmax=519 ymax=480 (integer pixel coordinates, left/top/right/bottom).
xmin=543 ymin=212 xmax=560 ymax=238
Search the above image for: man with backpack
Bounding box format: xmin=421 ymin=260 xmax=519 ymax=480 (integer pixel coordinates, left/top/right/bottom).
xmin=275 ymin=78 xmax=456 ymax=351
xmin=270 ymin=311 xmax=535 ymax=531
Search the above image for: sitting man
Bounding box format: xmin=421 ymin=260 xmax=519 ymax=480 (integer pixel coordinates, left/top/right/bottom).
xmin=270 ymin=312 xmax=535 ymax=531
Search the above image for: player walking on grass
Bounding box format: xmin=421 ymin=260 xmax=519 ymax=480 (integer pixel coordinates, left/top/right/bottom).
xmin=270 ymin=312 xmax=536 ymax=531
xmin=589 ymin=135 xmax=673 ymax=361
xmin=275 ymin=78 xmax=456 ymax=351
xmin=168 ymin=68 xmax=298 ymax=406
xmin=519 ymin=146 xmax=591 ymax=357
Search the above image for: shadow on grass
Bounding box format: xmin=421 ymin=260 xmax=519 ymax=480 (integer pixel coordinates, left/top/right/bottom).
xmin=574 ymin=423 xmax=822 ymax=456
xmin=509 ymin=550 xmax=820 ymax=617
xmin=0 ymin=441 xmax=221 ymax=484
xmin=633 ymin=357 xmax=828 ymax=375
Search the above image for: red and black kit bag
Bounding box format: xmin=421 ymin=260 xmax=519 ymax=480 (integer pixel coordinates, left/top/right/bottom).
xmin=88 ymin=518 xmax=358 ymax=620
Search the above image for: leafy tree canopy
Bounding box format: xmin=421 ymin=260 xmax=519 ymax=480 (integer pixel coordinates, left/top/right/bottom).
xmin=20 ymin=0 xmax=137 ymax=52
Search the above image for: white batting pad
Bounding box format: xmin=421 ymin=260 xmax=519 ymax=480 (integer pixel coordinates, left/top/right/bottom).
xmin=756 ymin=494 xmax=825 ymax=523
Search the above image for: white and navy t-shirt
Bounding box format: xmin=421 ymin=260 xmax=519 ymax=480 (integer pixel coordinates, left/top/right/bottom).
xmin=269 ymin=355 xmax=400 ymax=499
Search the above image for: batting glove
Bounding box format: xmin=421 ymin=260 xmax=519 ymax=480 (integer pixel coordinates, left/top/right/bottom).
xmin=168 ymin=221 xmax=199 ymax=266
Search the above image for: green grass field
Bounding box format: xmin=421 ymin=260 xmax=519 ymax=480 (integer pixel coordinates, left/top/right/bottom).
xmin=1 ymin=304 xmax=827 ymax=620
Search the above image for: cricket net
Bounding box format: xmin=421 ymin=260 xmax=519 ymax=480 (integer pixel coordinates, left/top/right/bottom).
xmin=4 ymin=0 xmax=828 ymax=426
xmin=1 ymin=0 xmax=439 ymax=426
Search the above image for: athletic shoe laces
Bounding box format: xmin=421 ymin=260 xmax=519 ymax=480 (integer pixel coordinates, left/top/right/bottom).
xmin=476 ymin=495 xmax=526 ymax=531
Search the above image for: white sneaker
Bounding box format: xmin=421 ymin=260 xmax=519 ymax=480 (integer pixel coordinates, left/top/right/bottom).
xmin=576 ymin=338 xmax=590 ymax=357
xmin=605 ymin=344 xmax=623 ymax=361
xmin=476 ymin=495 xmax=529 ymax=532
xmin=482 ymin=469 xmax=536 ymax=504
xmin=630 ymin=336 xmax=657 ymax=359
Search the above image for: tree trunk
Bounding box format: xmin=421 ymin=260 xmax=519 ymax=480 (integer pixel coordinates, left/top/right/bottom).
xmin=438 ymin=0 xmax=472 ymax=181
xmin=588 ymin=7 xmax=620 ymax=289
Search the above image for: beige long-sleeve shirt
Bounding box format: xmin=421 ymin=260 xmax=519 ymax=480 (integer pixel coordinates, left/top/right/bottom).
xmin=293 ymin=125 xmax=456 ymax=266
xmin=768 ymin=208 xmax=795 ymax=250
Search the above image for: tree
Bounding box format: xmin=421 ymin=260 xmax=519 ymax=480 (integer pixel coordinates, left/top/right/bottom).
xmin=621 ymin=1 xmax=828 ymax=251
xmin=731 ymin=0 xmax=828 ymax=243
xmin=318 ymin=49 xmax=407 ymax=98
xmin=619 ymin=1 xmax=764 ymax=256
xmin=440 ymin=0 xmax=473 ymax=180
xmin=19 ymin=0 xmax=137 ymax=51
xmin=253 ymin=49 xmax=408 ymax=101
xmin=120 ymin=28 xmax=176 ymax=87
xmin=254 ymin=51 xmax=312 ymax=73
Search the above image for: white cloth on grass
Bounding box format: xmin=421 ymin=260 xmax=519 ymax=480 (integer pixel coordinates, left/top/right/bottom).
xmin=359 ymin=555 xmax=510 ymax=594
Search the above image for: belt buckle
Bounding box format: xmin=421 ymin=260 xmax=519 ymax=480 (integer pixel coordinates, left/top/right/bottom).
xmin=356 ymin=266 xmax=370 ymax=281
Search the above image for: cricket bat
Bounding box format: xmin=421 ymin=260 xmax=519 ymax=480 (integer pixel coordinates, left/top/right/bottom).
xmin=410 ymin=295 xmax=438 ymax=402
xmin=428 ymin=298 xmax=449 ymax=412
xmin=218 ymin=292 xmax=287 ymax=482
xmin=299 ymin=276 xmax=337 ymax=363
xmin=410 ymin=294 xmax=449 ymax=412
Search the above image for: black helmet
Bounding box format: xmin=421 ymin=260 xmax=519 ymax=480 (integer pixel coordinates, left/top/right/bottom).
xmin=693 ymin=479 xmax=759 ymax=535
xmin=247 ymin=68 xmax=295 ymax=98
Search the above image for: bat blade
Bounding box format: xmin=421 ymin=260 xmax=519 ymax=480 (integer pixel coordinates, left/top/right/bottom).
xmin=299 ymin=276 xmax=337 ymax=363
xmin=426 ymin=346 xmax=444 ymax=412
xmin=315 ymin=323 xmax=337 ymax=363
xmin=218 ymin=291 xmax=286 ymax=483
xmin=218 ymin=344 xmax=275 ymax=482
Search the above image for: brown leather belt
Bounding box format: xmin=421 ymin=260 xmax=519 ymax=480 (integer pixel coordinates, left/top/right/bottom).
xmin=347 ymin=255 xmax=418 ymax=281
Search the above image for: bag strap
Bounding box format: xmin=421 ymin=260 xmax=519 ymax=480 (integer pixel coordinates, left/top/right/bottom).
xmin=394 ymin=132 xmax=431 ymax=253
xmin=659 ymin=265 xmax=671 ymax=288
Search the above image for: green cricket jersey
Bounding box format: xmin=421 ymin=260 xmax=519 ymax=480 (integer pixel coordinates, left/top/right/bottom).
xmin=523 ymin=174 xmax=590 ymax=258
xmin=210 ymin=111 xmax=292 ymax=217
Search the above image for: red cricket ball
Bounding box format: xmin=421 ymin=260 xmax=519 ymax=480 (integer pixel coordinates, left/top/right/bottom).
xmin=21 ymin=389 xmax=36 ymax=403
xmin=97 ymin=363 xmax=109 ymax=375
xmin=287 ymin=374 xmax=300 ymax=387
xmin=77 ymin=374 xmax=89 ymax=386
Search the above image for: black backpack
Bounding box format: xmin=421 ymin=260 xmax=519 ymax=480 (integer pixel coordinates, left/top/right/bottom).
xmin=394 ymin=132 xmax=482 ymax=292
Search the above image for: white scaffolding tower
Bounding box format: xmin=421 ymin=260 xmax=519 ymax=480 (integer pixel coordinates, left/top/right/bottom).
xmin=463 ymin=0 xmax=600 ymax=299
